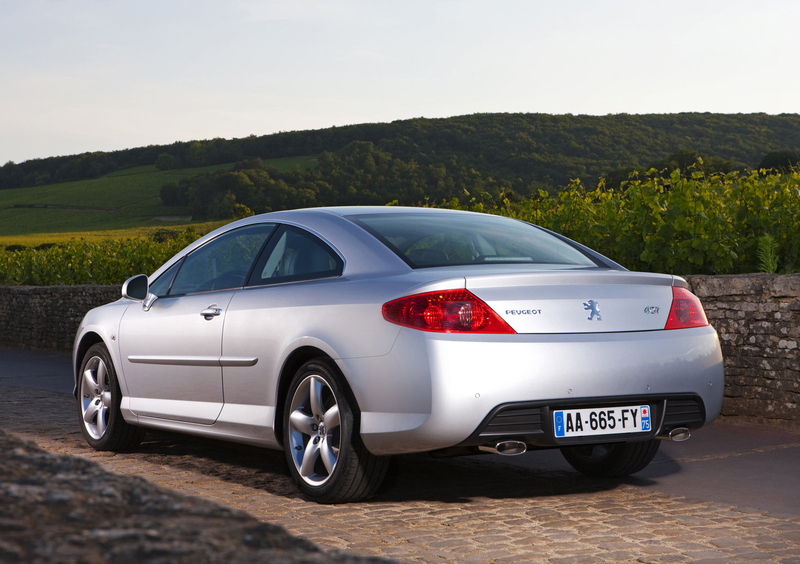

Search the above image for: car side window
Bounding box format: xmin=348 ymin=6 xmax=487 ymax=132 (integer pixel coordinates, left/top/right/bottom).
xmin=168 ymin=224 xmax=276 ymax=296
xmin=247 ymin=225 xmax=343 ymax=286
xmin=148 ymin=261 xmax=181 ymax=298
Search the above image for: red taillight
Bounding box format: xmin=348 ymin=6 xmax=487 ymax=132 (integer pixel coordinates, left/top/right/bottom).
xmin=664 ymin=287 xmax=708 ymax=330
xmin=382 ymin=289 xmax=516 ymax=334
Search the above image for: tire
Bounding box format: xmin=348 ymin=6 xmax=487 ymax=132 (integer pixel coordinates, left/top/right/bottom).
xmin=560 ymin=439 xmax=660 ymax=478
xmin=283 ymin=359 xmax=389 ymax=503
xmin=78 ymin=343 xmax=146 ymax=451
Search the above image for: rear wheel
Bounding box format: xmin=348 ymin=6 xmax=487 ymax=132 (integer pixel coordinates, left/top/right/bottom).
xmin=78 ymin=343 xmax=145 ymax=451
xmin=560 ymin=439 xmax=660 ymax=478
xmin=283 ymin=359 xmax=388 ymax=503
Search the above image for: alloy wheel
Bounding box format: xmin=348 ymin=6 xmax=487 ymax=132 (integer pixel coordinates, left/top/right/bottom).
xmin=80 ymin=355 xmax=112 ymax=440
xmin=287 ymin=374 xmax=342 ymax=486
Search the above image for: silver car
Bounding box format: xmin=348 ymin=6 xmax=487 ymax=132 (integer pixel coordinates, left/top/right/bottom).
xmin=74 ymin=207 xmax=724 ymax=503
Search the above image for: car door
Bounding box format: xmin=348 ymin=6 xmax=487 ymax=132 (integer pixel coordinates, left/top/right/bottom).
xmin=118 ymin=223 xmax=276 ymax=425
xmin=218 ymin=225 xmax=345 ymax=439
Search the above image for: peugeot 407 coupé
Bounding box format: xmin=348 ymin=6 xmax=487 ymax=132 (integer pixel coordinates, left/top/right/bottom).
xmin=74 ymin=207 xmax=724 ymax=503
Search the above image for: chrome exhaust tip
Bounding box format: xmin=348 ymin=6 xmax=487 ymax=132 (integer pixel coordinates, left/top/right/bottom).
xmin=658 ymin=427 xmax=692 ymax=442
xmin=478 ymin=440 xmax=527 ymax=456
xmin=669 ymin=427 xmax=691 ymax=442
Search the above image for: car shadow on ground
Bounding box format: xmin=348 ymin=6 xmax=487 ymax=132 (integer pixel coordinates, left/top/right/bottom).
xmin=122 ymin=431 xmax=680 ymax=504
xmin=0 ymin=383 xmax=675 ymax=504
xmin=374 ymin=453 xmax=674 ymax=503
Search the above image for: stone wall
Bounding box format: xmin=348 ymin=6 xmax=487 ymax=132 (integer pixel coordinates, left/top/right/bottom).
xmin=686 ymin=274 xmax=799 ymax=427
xmin=0 ymin=285 xmax=121 ymax=351
xmin=1 ymin=276 xmax=798 ymax=425
xmin=0 ymin=428 xmax=392 ymax=564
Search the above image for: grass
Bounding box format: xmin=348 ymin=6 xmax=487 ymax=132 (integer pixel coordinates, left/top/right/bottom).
xmin=0 ymin=156 xmax=317 ymax=244
xmin=0 ymin=222 xmax=229 ymax=248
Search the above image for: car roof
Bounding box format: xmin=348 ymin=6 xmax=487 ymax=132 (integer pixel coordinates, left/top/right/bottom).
xmin=147 ymin=207 xmax=420 ymax=283
xmin=262 ymin=205 xmax=480 ymax=219
xmin=147 ymin=206 xmax=625 ymax=284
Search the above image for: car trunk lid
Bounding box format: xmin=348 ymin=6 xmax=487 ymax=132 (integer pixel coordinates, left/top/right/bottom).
xmin=466 ymin=270 xmax=676 ymax=334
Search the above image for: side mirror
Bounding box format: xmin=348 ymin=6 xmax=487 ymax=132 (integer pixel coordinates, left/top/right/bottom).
xmin=122 ymin=274 xmax=149 ymax=301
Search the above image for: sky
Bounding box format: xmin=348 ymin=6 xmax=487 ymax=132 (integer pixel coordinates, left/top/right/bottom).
xmin=2 ymin=0 xmax=799 ymax=164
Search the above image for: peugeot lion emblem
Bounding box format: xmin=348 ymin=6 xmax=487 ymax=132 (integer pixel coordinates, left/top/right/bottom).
xmin=583 ymin=300 xmax=602 ymax=321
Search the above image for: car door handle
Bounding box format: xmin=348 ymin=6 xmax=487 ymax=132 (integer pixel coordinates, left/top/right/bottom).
xmin=200 ymin=307 xmax=222 ymax=320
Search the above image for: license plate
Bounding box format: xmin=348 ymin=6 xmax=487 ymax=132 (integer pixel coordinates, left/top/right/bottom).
xmin=553 ymin=405 xmax=652 ymax=438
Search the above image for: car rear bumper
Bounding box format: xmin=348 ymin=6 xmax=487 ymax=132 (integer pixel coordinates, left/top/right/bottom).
xmin=340 ymin=325 xmax=724 ymax=456
xmin=453 ymin=393 xmax=705 ymax=450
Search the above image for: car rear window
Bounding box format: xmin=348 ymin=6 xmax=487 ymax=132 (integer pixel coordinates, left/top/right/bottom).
xmin=347 ymin=212 xmax=598 ymax=268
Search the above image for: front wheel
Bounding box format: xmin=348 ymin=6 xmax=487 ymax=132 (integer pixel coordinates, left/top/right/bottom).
xmin=560 ymin=439 xmax=660 ymax=478
xmin=78 ymin=343 xmax=145 ymax=451
xmin=283 ymin=359 xmax=388 ymax=503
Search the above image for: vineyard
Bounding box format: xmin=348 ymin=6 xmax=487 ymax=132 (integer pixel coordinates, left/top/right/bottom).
xmin=1 ymin=169 xmax=798 ymax=285
xmin=0 ymin=231 xmax=201 ymax=286
xmin=449 ymin=169 xmax=800 ymax=276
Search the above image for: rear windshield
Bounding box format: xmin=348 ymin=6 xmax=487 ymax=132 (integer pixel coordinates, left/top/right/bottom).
xmin=347 ymin=212 xmax=598 ymax=268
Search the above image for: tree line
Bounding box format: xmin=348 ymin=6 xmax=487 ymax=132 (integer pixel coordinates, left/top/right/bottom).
xmin=159 ymin=139 xmax=798 ymax=221
xmin=3 ymin=112 xmax=800 ymax=191
xmin=159 ymin=141 xmax=513 ymax=219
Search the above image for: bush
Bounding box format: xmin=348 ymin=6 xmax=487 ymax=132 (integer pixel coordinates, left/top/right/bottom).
xmin=0 ymin=231 xmax=201 ymax=285
xmin=160 ymin=182 xmax=186 ymax=206
xmin=439 ymin=170 xmax=800 ymax=275
xmin=758 ymin=150 xmax=798 ymax=173
xmin=155 ymin=153 xmax=180 ymax=171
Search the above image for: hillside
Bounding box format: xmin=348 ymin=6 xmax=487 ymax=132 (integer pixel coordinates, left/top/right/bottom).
xmin=0 ymin=156 xmax=316 ymax=242
xmin=3 ymin=113 xmax=799 ymax=194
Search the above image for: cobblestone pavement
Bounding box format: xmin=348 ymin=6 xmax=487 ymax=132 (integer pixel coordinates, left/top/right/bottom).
xmin=2 ymin=384 xmax=799 ymax=564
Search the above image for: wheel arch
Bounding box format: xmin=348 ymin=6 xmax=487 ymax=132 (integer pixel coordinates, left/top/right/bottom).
xmin=73 ymin=331 xmax=105 ymax=399
xmin=274 ymin=346 xmax=360 ymax=448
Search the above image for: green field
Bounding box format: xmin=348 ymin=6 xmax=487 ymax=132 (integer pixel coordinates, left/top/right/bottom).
xmin=0 ymin=156 xmax=317 ymax=245
xmin=0 ymin=222 xmax=228 ymax=248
